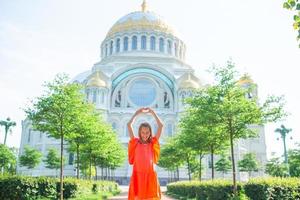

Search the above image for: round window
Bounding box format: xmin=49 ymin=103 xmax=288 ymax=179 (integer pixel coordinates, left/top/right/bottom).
xmin=129 ymin=79 xmax=156 ymax=106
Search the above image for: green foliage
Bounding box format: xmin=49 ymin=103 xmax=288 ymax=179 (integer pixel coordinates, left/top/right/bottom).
xmin=215 ymin=154 xmax=232 ymax=175
xmin=288 ymin=145 xmax=300 ymax=177
xmin=0 ymin=117 xmax=16 ymax=145
xmin=244 ymin=177 xmax=300 ymax=200
xmin=167 ymin=180 xmax=243 ymax=200
xmin=265 ymin=157 xmax=289 ymax=177
xmin=0 ymin=144 xmax=16 ymax=174
xmin=167 ymin=178 xmax=300 ymax=200
xmin=283 ymin=0 xmax=300 ymax=47
xmin=0 ymin=175 xmax=119 ymax=200
xmin=19 ymin=145 xmax=42 ymax=169
xmin=44 ymin=148 xmax=62 ymax=170
xmin=238 ymin=153 xmax=259 ymax=177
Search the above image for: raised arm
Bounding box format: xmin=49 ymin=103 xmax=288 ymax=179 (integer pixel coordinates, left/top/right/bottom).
xmin=127 ymin=108 xmax=144 ymax=140
xmin=147 ymin=108 xmax=163 ymax=140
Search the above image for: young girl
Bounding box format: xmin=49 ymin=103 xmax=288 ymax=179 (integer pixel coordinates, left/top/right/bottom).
xmin=127 ymin=107 xmax=163 ymax=200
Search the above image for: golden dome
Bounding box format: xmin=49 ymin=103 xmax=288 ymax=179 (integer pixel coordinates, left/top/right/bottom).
xmin=86 ymin=71 xmax=107 ymax=88
xmin=179 ymin=73 xmax=200 ymax=89
xmin=106 ymin=11 xmax=175 ymax=37
xmin=237 ymin=74 xmax=254 ymax=85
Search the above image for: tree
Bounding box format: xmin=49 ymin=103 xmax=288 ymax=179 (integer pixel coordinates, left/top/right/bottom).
xmin=215 ymin=154 xmax=232 ymax=177
xmin=158 ymin=138 xmax=185 ymax=182
xmin=19 ymin=146 xmax=42 ymax=170
xmin=0 ymin=117 xmax=16 ymax=145
xmin=283 ymin=0 xmax=300 ymax=47
xmin=238 ymin=153 xmax=259 ymax=178
xmin=209 ymin=61 xmax=287 ymax=194
xmin=288 ymin=144 xmax=300 ymax=177
xmin=44 ymin=148 xmax=63 ymax=176
xmin=184 ymin=86 xmax=229 ymax=180
xmin=275 ymin=125 xmax=292 ymax=164
xmin=265 ymin=157 xmax=289 ymax=177
xmin=24 ymin=74 xmax=91 ymax=200
xmin=0 ymin=144 xmax=16 ymax=174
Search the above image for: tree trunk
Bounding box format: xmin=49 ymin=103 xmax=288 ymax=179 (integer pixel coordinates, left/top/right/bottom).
xmin=76 ymin=144 xmax=80 ymax=179
xmin=95 ymin=165 xmax=97 ymax=180
xmin=187 ymin=155 xmax=191 ymax=181
xmin=4 ymin=127 xmax=8 ymax=145
xmin=89 ymin=153 xmax=92 ymax=180
xmin=176 ymin=166 xmax=179 ymax=181
xmin=199 ymin=154 xmax=202 ymax=181
xmin=60 ymin=133 xmax=64 ymax=200
xmin=229 ymin=129 xmax=237 ymax=195
xmin=211 ymin=146 xmax=215 ymax=180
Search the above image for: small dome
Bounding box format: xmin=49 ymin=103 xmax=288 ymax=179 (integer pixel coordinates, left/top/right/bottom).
xmin=179 ymin=74 xmax=200 ymax=89
xmin=106 ymin=10 xmax=175 ymax=37
xmin=86 ymin=71 xmax=107 ymax=88
xmin=237 ymin=74 xmax=254 ymax=85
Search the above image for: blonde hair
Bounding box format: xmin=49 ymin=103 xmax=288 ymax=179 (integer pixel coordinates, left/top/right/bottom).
xmin=138 ymin=122 xmax=152 ymax=143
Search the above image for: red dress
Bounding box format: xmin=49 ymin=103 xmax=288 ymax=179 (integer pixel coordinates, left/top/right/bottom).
xmin=128 ymin=137 xmax=161 ymax=200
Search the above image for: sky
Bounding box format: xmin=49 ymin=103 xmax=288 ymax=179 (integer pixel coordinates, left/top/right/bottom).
xmin=0 ymin=0 xmax=299 ymax=159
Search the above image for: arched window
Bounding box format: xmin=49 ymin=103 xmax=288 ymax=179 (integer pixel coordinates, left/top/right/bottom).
xmin=112 ymin=122 xmax=117 ymax=130
xmin=28 ymin=129 xmax=31 ymax=143
xmin=101 ymin=91 xmax=104 ymax=103
xmin=86 ymin=89 xmax=90 ymax=101
xmin=174 ymin=43 xmax=178 ymax=57
xmin=110 ymin=41 xmax=113 ymax=55
xmin=123 ymin=37 xmax=128 ymax=51
xmin=141 ymin=35 xmax=147 ymax=50
xmin=150 ymin=36 xmax=156 ymax=51
xmin=167 ymin=40 xmax=172 ymax=54
xmin=116 ymin=38 xmax=120 ymax=53
xmin=179 ymin=46 xmax=182 ymax=59
xmin=159 ymin=38 xmax=164 ymax=52
xmin=132 ymin=36 xmax=137 ymax=50
xmin=93 ymin=90 xmax=97 ymax=103
xmin=105 ymin=44 xmax=108 ymax=56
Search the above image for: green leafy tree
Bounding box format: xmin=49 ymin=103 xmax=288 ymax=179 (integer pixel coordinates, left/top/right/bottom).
xmin=44 ymin=148 xmax=64 ymax=176
xmin=215 ymin=154 xmax=232 ymax=177
xmin=208 ymin=61 xmax=287 ymax=194
xmin=265 ymin=157 xmax=289 ymax=177
xmin=158 ymin=138 xmax=185 ymax=182
xmin=19 ymin=146 xmax=42 ymax=170
xmin=24 ymin=74 xmax=90 ymax=200
xmin=288 ymin=144 xmax=300 ymax=177
xmin=0 ymin=117 xmax=16 ymax=145
xmin=238 ymin=153 xmax=259 ymax=177
xmin=184 ymin=86 xmax=229 ymax=180
xmin=283 ymin=0 xmax=300 ymax=47
xmin=0 ymin=144 xmax=16 ymax=174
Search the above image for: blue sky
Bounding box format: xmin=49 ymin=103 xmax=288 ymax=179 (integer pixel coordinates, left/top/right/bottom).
xmin=0 ymin=0 xmax=299 ymax=159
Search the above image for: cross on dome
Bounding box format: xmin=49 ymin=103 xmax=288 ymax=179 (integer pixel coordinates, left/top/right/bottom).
xmin=141 ymin=0 xmax=148 ymax=12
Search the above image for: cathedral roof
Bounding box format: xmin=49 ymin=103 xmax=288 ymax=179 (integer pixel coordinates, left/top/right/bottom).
xmin=106 ymin=1 xmax=176 ymax=37
xmin=237 ymin=73 xmax=254 ymax=85
xmin=179 ymin=73 xmax=200 ymax=89
xmin=86 ymin=71 xmax=107 ymax=88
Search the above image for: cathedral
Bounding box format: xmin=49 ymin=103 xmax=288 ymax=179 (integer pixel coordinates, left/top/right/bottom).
xmin=18 ymin=1 xmax=267 ymax=184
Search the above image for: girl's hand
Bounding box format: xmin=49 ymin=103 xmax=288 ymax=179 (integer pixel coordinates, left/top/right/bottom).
xmin=135 ymin=107 xmax=145 ymax=115
xmin=145 ymin=107 xmax=155 ymax=115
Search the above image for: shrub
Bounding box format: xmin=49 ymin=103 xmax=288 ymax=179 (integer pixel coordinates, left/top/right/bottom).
xmin=0 ymin=175 xmax=120 ymax=200
xmin=167 ymin=180 xmax=243 ymax=200
xmin=244 ymin=177 xmax=300 ymax=200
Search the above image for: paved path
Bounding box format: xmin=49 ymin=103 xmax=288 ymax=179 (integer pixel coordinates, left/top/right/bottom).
xmin=109 ymin=186 xmax=176 ymax=200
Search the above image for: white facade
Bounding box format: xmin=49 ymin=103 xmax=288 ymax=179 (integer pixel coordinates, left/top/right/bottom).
xmin=18 ymin=3 xmax=267 ymax=184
